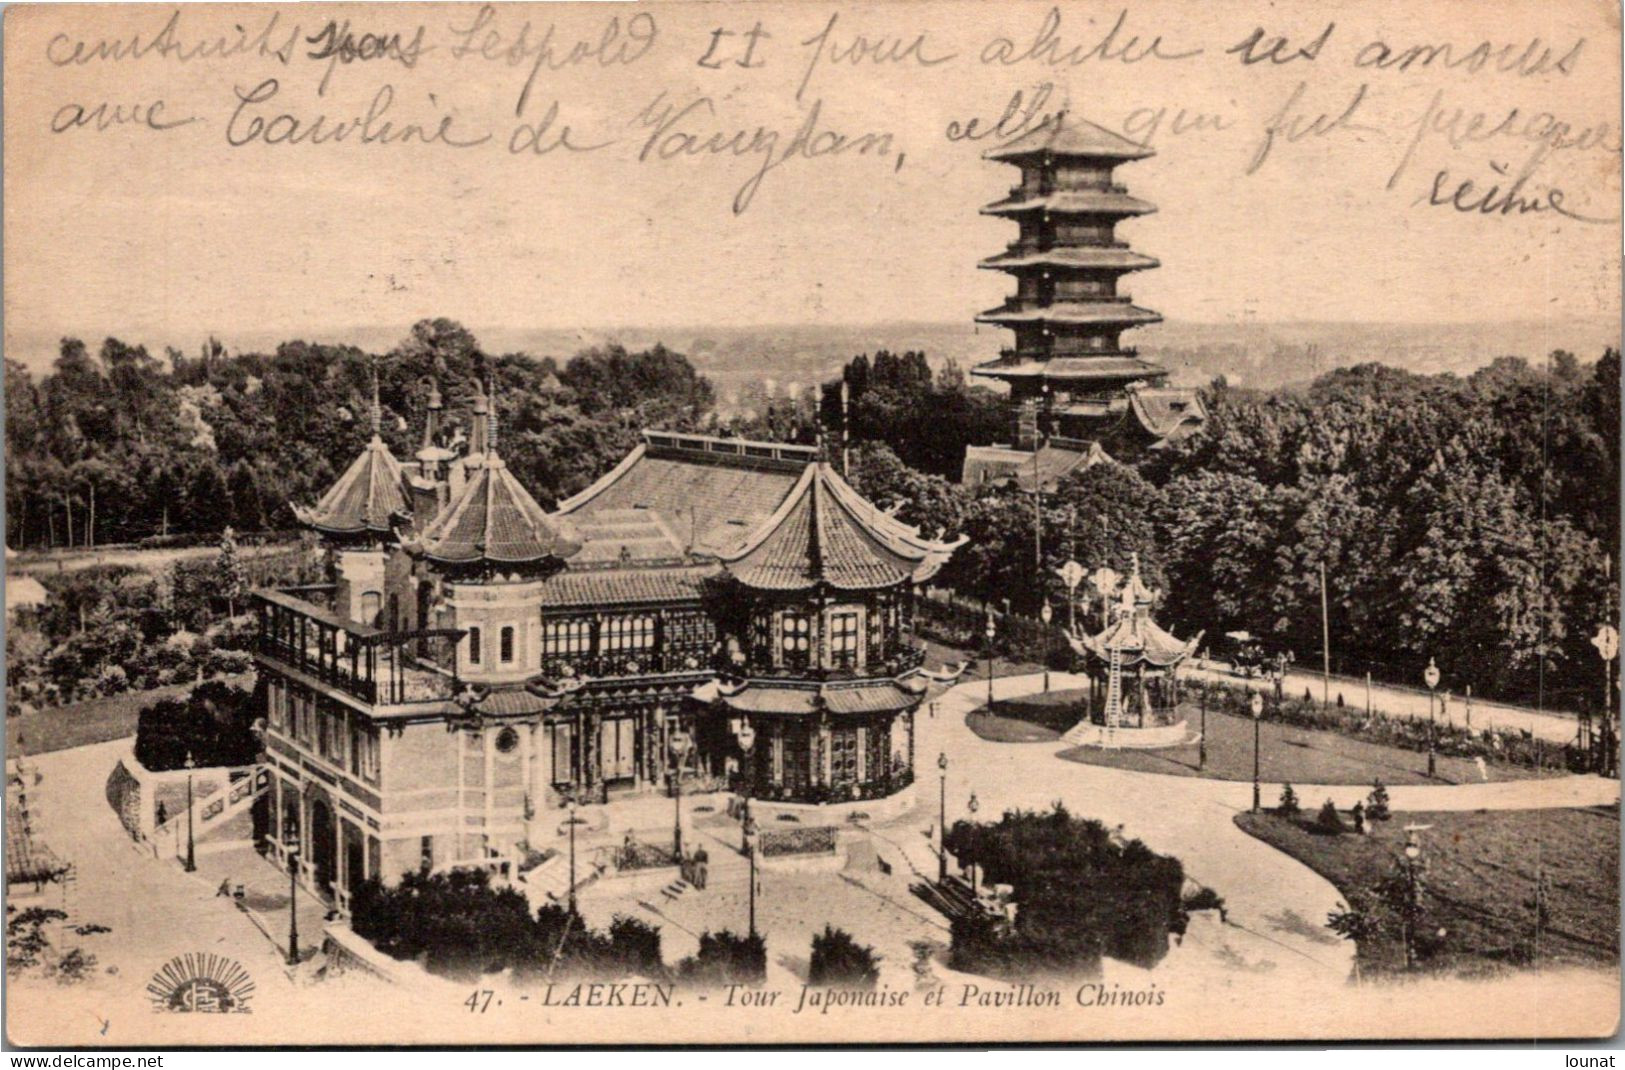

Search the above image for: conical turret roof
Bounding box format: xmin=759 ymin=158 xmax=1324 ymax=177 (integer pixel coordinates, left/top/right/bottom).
xmin=720 ymin=463 xmax=964 ymax=591
xmin=412 ymin=454 xmax=582 ymax=566
xmin=294 ymin=436 xmax=409 ymax=538
xmin=294 ymin=364 xmax=410 ymax=538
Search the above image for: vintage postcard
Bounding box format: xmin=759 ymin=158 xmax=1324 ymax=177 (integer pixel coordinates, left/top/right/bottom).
xmin=2 ymin=0 xmax=1620 ymax=1048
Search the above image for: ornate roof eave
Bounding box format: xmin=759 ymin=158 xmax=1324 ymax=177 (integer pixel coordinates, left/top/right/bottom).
xmin=976 ymin=303 xmax=1163 ymax=328
xmin=412 ymin=452 xmax=583 ymax=567
xmin=983 ymin=116 xmax=1155 ymax=163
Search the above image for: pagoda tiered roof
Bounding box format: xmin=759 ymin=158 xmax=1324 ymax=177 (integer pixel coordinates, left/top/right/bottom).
xmin=981 ymin=190 xmax=1157 ymax=218
xmin=970 ymin=355 xmax=1169 ymax=382
xmin=977 ymin=302 xmax=1163 ymax=328
xmin=719 ymin=463 xmax=964 ymax=592
xmin=985 ymin=117 xmax=1155 ymax=162
xmin=979 ymin=247 xmax=1160 ymax=272
xmin=411 ymin=453 xmax=581 ymax=566
xmin=292 ymin=435 xmax=409 ymax=538
xmin=704 ymin=677 xmax=927 ymax=717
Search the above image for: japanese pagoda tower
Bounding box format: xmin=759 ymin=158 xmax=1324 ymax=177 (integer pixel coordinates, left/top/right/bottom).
xmin=962 ymin=115 xmax=1205 ymax=486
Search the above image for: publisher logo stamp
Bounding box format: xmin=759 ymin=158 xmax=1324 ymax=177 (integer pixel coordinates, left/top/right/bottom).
xmin=147 ymin=954 xmax=255 ymax=1013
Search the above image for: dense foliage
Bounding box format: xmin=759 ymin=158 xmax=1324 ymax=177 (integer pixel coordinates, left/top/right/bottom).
xmin=133 ymin=680 xmax=260 ymax=772
xmin=944 ymin=804 xmax=1186 ymax=978
xmin=843 ymin=352 xmax=1619 ymax=710
xmin=349 ymin=868 xmax=664 ymax=981
xmin=6 ymin=322 xmax=718 ymax=549
xmin=676 ymin=930 xmax=767 ymax=986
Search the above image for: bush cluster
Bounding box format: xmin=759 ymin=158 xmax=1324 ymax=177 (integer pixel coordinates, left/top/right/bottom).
xmin=943 ymin=804 xmax=1187 ymax=978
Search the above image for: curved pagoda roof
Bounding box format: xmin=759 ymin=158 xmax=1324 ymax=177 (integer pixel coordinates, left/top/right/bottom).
xmin=293 ymin=434 xmax=409 ymax=538
xmin=411 ymin=452 xmax=582 ymax=566
xmin=985 ymin=116 xmax=1155 ymax=163
xmin=1066 ymin=555 xmax=1201 ymax=669
xmin=719 ymin=463 xmax=965 ymax=592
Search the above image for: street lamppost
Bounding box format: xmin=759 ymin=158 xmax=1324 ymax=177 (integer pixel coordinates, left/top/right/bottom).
xmin=1423 ymin=657 xmax=1440 ymax=779
xmin=735 ymin=719 xmax=759 ymax=937
xmin=1040 ymin=601 xmax=1053 ymax=693
xmin=1400 ymin=824 xmax=1429 ymax=970
xmin=183 ymin=751 xmax=197 ymax=873
xmin=566 ymin=789 xmax=579 ymax=916
xmin=1198 ymin=681 xmax=1208 ymax=770
xmin=742 ymin=809 xmax=759 ymax=940
xmin=283 ymin=817 xmax=300 ymax=967
xmin=936 ymin=751 xmax=948 ymax=883
xmin=984 ymin=614 xmax=996 ymax=710
xmin=1250 ymin=692 xmax=1264 ymax=813
xmin=1592 ymin=624 xmax=1619 ymax=777
xmin=966 ymin=792 xmax=980 ymax=892
xmin=670 ymin=729 xmax=692 ymax=860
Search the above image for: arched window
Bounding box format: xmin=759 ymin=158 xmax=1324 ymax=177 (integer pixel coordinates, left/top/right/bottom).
xmin=500 ymin=626 xmax=515 ymax=664
xmin=467 ymin=626 xmax=482 ymax=666
xmin=359 ymin=591 xmax=382 ymax=626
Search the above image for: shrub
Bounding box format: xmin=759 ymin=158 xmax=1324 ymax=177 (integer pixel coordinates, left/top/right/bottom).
xmin=1276 ymin=783 xmax=1301 ymax=816
xmin=133 ymin=680 xmax=258 ymax=771
xmin=808 ymin=925 xmax=881 ymax=988
xmin=1314 ymin=799 xmax=1346 ymax=835
xmin=1366 ymin=779 xmax=1392 ymax=821
xmin=678 ymin=930 xmax=766 ymax=986
xmin=1182 ymin=886 xmax=1226 ymax=914
xmin=942 ymin=804 xmax=1184 ymax=977
xmin=608 ymin=915 xmax=664 ymax=976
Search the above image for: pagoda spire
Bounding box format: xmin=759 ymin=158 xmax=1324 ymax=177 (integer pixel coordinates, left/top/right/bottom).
xmin=370 ymin=360 xmax=383 ymax=438
xmin=421 ymin=379 xmax=443 ymax=453
xmin=486 ymin=375 xmax=499 ymax=455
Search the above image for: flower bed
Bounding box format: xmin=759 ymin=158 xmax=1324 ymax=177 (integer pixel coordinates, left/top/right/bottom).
xmin=614 ymin=841 xmax=679 ymax=872
xmin=757 ymin=825 xmax=838 ymax=858
xmin=1199 ymin=680 xmax=1580 ymax=773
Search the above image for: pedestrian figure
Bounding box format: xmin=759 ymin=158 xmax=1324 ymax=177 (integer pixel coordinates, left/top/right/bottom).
xmin=1474 ymin=755 xmax=1489 ymax=782
xmin=1351 ymin=801 xmax=1365 ymax=835
xmin=216 ymin=878 xmax=233 ymax=897
xmin=155 ymin=801 xmax=168 ymax=827
xmin=693 ymin=845 xmax=709 ymax=890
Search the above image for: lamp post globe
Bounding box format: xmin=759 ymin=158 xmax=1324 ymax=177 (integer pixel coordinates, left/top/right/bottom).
xmin=984 ymin=614 xmax=997 ymax=709
xmin=936 ymin=751 xmax=949 ymax=883
xmin=1040 ymin=601 xmax=1054 ymax=692
xmin=183 ymin=751 xmax=197 ymax=873
xmin=670 ymin=729 xmax=692 ymax=859
xmin=1423 ymin=658 xmax=1440 ymax=778
xmin=1249 ymin=692 xmax=1264 ymax=814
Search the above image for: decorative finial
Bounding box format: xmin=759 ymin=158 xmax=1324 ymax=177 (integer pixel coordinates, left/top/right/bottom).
xmin=486 ymin=375 xmax=498 ymax=454
xmin=370 ymin=360 xmax=382 ymax=437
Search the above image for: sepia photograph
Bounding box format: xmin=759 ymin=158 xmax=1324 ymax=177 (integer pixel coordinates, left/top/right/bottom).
xmin=1 ymin=0 xmax=1620 ymax=1049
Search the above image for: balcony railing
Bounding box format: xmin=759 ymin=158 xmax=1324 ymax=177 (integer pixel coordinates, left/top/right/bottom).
xmin=252 ymin=588 xmax=465 ymax=707
xmin=536 ymin=646 xmax=714 ymax=684
xmin=721 ymin=642 xmax=928 ymax=684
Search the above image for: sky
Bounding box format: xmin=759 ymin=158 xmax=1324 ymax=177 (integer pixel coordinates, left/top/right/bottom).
xmin=4 ymin=0 xmax=1620 ymax=348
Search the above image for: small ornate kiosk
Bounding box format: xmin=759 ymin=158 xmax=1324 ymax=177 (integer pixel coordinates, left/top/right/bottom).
xmin=1063 ymin=555 xmax=1202 ymax=748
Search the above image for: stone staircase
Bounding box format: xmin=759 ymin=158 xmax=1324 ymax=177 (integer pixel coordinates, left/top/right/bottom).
xmin=910 ymin=874 xmax=980 ymax=922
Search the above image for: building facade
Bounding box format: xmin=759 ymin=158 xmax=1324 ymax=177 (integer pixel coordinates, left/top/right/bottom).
xmin=962 ymin=115 xmax=1206 ymax=486
xmin=254 ymin=387 xmax=961 ymax=911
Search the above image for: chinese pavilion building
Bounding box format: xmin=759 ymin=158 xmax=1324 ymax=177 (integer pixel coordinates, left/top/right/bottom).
xmin=254 ymin=392 xmax=961 ymax=911
xmin=962 ymin=115 xmax=1206 ymax=486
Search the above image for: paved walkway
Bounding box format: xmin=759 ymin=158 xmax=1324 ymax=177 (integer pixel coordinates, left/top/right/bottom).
xmin=904 ymin=672 xmax=1621 ymax=992
xmin=1183 ymin=660 xmax=1585 ymax=745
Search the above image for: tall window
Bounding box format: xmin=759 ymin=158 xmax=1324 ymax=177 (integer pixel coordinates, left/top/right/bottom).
xmin=830 ymin=612 xmax=860 ymax=668
xmin=543 ymin=618 xmax=592 ymax=656
xmin=500 ymin=626 xmax=515 ymax=664
xmin=780 ymin=612 xmax=811 ymax=669
xmin=602 ymin=615 xmax=655 ymax=654
xmin=467 ymin=626 xmax=482 ymax=666
xmin=360 ymin=591 xmax=381 ymax=626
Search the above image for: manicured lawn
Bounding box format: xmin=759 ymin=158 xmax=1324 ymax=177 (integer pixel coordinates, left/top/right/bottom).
xmin=6 ymin=673 xmax=252 ymax=756
xmin=1236 ymin=806 xmax=1620 ymax=977
xmin=1053 ymin=707 xmax=1554 ymax=787
xmin=917 ymin=638 xmax=1046 ymax=682
xmin=964 ymin=687 xmax=1085 ymax=743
